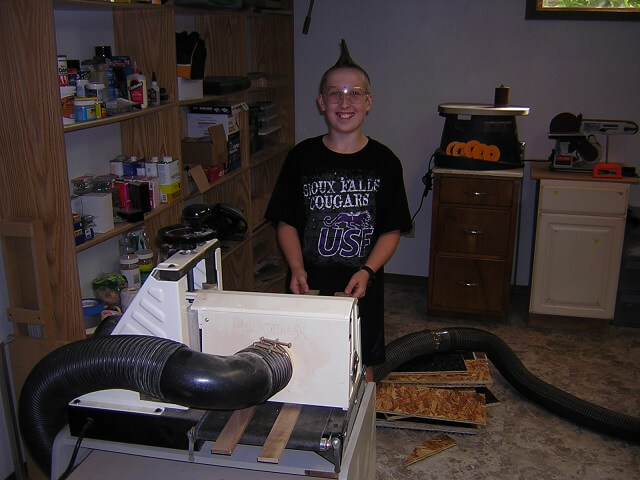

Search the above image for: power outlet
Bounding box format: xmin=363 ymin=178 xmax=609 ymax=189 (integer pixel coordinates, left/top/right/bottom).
xmin=405 ymin=220 xmax=416 ymax=238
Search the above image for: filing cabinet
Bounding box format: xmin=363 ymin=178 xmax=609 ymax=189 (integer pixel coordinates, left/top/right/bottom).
xmin=427 ymin=168 xmax=522 ymax=315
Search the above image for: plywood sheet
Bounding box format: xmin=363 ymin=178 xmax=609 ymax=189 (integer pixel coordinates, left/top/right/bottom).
xmin=383 ymin=358 xmax=492 ymax=387
xmin=376 ymin=383 xmax=487 ymax=425
xmin=376 ymin=412 xmax=479 ymax=434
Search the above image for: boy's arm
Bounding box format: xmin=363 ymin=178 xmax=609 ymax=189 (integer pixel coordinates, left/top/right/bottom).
xmin=277 ymin=221 xmax=309 ymax=294
xmin=344 ymin=230 xmax=401 ymax=298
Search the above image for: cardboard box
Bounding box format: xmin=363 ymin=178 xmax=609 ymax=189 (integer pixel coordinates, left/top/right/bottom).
xmin=177 ymin=77 xmax=203 ymax=101
xmin=81 ymin=192 xmax=114 ymax=233
xmin=186 ymin=112 xmax=235 ymax=138
xmin=186 ymin=102 xmax=246 ymax=137
xmin=181 ymin=125 xmax=227 ymax=167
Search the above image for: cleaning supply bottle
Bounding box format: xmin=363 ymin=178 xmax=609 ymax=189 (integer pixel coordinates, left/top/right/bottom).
xmin=127 ymin=61 xmax=148 ymax=109
xmin=149 ymin=71 xmax=161 ymax=106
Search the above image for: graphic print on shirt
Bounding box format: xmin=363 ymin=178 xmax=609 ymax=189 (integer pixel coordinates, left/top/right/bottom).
xmin=302 ymin=170 xmax=380 ymax=268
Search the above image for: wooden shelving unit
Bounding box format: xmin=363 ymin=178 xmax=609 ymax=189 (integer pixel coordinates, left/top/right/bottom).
xmin=0 ymin=0 xmax=293 ymax=440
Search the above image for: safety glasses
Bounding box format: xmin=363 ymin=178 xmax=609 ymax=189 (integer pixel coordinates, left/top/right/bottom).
xmin=322 ymin=86 xmax=370 ymax=105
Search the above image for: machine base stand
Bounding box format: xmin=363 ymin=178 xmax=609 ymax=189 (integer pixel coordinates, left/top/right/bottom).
xmin=51 ymin=383 xmax=376 ymax=480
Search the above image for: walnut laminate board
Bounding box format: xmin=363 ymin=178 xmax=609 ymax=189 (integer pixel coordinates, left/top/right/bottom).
xmin=376 ymin=383 xmax=487 ymax=425
xmin=211 ymin=406 xmax=256 ymax=455
xmin=257 ymin=403 xmax=302 ymax=464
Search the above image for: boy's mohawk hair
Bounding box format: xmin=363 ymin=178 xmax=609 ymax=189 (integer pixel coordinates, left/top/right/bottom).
xmin=319 ymin=38 xmax=370 ymax=93
xmin=334 ymin=39 xmax=357 ymax=68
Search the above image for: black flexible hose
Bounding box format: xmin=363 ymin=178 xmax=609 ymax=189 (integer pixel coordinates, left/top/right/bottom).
xmin=18 ymin=335 xmax=293 ymax=476
xmin=374 ymin=327 xmax=640 ymax=444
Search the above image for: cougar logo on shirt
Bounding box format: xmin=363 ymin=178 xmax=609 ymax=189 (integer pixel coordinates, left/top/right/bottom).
xmin=318 ymin=210 xmax=374 ymax=258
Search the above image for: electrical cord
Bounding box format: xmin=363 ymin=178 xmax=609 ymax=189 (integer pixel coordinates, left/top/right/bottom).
xmin=411 ymin=151 xmax=436 ymax=223
xmin=58 ymin=417 xmax=94 ymax=480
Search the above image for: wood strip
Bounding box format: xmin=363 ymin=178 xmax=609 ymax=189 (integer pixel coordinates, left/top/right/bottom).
xmin=405 ymin=434 xmax=457 ymax=466
xmin=257 ymin=403 xmax=301 ymax=463
xmin=211 ymin=406 xmax=256 ymax=455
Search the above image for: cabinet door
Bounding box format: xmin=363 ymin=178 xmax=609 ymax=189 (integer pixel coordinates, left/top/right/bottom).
xmin=529 ymin=213 xmax=625 ymax=319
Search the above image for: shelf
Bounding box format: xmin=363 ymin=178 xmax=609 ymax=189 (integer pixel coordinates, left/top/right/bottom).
xmin=63 ymin=103 xmax=174 ymax=133
xmin=250 ymin=142 xmax=290 ymax=168
xmin=219 ymin=237 xmax=250 ymax=260
xmin=183 ymin=165 xmax=246 ymax=201
xmin=54 ymin=0 xmax=170 ymax=11
xmin=178 ymin=91 xmax=249 ymax=107
xmin=248 ymin=76 xmax=292 ymax=92
xmin=75 ymin=201 xmax=177 ymax=252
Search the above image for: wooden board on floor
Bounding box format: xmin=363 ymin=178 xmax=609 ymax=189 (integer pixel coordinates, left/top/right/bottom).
xmin=376 ymin=383 xmax=487 ymax=425
xmin=405 ymin=434 xmax=457 ymax=466
xmin=376 ymin=412 xmax=479 ymax=434
xmin=211 ymin=406 xmax=256 ymax=455
xmin=257 ymin=403 xmax=302 ymax=464
xmin=383 ymin=358 xmax=492 ymax=387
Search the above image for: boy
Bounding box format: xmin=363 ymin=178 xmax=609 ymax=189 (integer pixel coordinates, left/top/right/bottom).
xmin=265 ymin=39 xmax=412 ymax=381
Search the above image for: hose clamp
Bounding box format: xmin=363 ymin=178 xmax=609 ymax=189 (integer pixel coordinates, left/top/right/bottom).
xmin=252 ymin=337 xmax=292 ymax=357
xmin=433 ymin=330 xmax=451 ymax=352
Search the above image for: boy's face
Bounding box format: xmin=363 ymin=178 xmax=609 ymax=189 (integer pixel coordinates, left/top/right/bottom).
xmin=317 ymin=68 xmax=372 ymax=135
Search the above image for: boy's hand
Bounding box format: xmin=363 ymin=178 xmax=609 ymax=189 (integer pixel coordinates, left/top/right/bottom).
xmin=344 ymin=270 xmax=369 ymax=299
xmin=289 ymin=267 xmax=309 ymax=294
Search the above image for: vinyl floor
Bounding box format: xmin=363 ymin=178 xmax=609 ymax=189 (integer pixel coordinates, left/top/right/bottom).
xmin=376 ymin=275 xmax=640 ymax=480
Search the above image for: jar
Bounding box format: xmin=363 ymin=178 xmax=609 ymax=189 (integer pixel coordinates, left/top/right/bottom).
xmin=86 ymin=82 xmax=106 ymax=101
xmin=119 ymin=254 xmax=141 ymax=288
xmin=137 ymin=249 xmax=155 ymax=284
xmin=76 ymin=79 xmax=89 ymax=97
xmin=74 ymin=97 xmax=97 ymax=122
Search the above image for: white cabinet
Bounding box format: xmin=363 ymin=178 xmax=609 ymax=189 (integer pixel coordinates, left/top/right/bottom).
xmin=529 ymin=179 xmax=629 ymax=319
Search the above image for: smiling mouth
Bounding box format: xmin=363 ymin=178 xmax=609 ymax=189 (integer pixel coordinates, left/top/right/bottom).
xmin=337 ymin=112 xmax=355 ymax=119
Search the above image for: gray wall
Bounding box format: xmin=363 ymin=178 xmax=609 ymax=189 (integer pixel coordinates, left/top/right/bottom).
xmin=1 ymin=1 xmax=639 ymax=475
xmin=292 ymin=0 xmax=640 ymax=283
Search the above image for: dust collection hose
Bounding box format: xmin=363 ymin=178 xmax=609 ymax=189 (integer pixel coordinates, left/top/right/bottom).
xmin=18 ymin=335 xmax=293 ymax=476
xmin=373 ymin=328 xmax=640 ymax=444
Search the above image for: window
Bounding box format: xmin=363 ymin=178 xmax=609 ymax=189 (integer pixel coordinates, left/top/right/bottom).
xmin=526 ymin=0 xmax=640 ymax=20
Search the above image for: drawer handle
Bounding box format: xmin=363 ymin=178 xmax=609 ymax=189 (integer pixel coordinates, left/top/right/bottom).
xmin=464 ymin=191 xmax=488 ymax=197
xmin=457 ymin=281 xmax=479 ymax=288
xmin=462 ymin=228 xmax=484 ymax=236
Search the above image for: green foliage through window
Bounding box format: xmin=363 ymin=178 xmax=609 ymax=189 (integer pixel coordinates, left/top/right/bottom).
xmin=542 ymin=0 xmax=640 ymax=7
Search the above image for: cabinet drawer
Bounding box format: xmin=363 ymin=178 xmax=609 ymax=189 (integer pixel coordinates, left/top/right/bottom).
xmin=539 ymin=180 xmax=628 ymax=216
xmin=435 ymin=206 xmax=511 ymax=256
xmin=429 ymin=255 xmax=507 ymax=314
xmin=439 ymin=176 xmax=514 ymax=207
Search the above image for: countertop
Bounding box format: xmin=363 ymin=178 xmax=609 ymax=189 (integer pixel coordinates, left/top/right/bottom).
xmin=433 ymin=166 xmax=524 ymax=178
xmin=529 ymin=161 xmax=639 ymax=184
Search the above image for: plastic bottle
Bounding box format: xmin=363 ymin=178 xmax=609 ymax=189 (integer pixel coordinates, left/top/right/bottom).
xmin=127 ymin=61 xmax=148 ymax=109
xmin=149 ymin=71 xmax=161 ymax=106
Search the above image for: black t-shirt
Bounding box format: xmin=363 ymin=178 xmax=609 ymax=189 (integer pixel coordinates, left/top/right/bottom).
xmin=265 ymin=136 xmax=412 ymax=366
xmin=266 ymin=135 xmax=412 ymax=274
